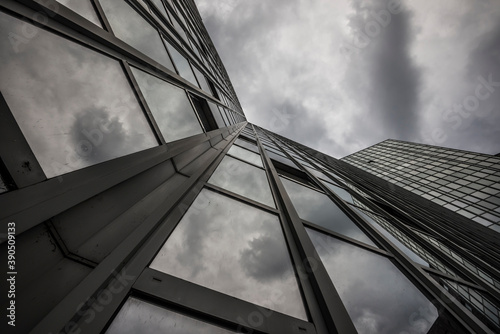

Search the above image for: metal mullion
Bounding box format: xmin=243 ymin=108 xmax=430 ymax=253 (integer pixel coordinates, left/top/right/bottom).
xmin=225 ymin=152 xmax=265 ymax=170
xmin=424 ymin=266 xmax=489 ymax=292
xmin=255 ymin=131 xmax=356 ymax=334
xmin=203 ymin=182 xmax=279 ymax=215
xmin=32 ymin=122 xmax=246 ymax=334
xmin=132 ymin=269 xmax=316 ymax=334
xmin=278 ymin=174 xmax=322 ymax=193
xmin=90 ymin=0 xmax=112 ymax=32
xmin=0 ymin=92 xmax=46 ymax=188
xmin=143 ymin=0 xmax=172 ymax=25
xmin=302 ymin=220 xmax=391 ymax=257
xmin=121 ymin=60 xmax=166 ymax=145
xmin=0 ymin=127 xmax=237 ymax=236
xmin=253 ymin=132 xmax=329 ymax=334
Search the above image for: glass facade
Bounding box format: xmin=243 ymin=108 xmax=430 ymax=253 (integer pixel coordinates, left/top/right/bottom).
xmin=0 ymin=1 xmax=498 ymax=334
xmin=342 ymin=139 xmax=500 ymax=231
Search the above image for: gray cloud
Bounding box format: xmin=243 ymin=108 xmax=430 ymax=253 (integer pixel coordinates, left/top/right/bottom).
xmin=429 ymin=19 xmax=500 ymax=155
xmin=350 ymin=3 xmax=421 ymax=140
xmin=240 ymin=234 xmax=291 ymax=282
xmin=196 ymin=0 xmax=500 ymax=157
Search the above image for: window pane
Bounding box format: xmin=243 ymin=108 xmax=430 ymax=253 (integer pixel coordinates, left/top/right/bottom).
xmin=150 ymin=189 xmax=307 ymax=320
xmin=165 ymin=41 xmax=198 ymax=86
xmin=322 ymin=181 xmax=354 ymax=204
xmin=207 ymin=102 xmax=225 ymax=128
xmin=0 ymin=13 xmax=157 ymax=178
xmin=131 ymin=67 xmax=202 ymax=142
xmin=307 ymin=228 xmax=440 ymax=334
xmin=171 ymin=16 xmax=189 ymax=42
xmin=56 ymin=0 xmax=102 ymax=27
xmin=268 ymin=151 xmax=297 ymax=168
xmin=350 ymin=207 xmax=430 ymax=266
xmin=220 ymin=107 xmax=230 ymax=126
xmin=107 ymin=297 xmax=235 ymax=333
xmin=280 ymin=177 xmax=375 ymax=246
xmin=305 ymin=166 xmax=336 ymax=183
xmin=227 ymin=145 xmax=263 ymax=167
xmin=235 ymin=138 xmax=259 ymax=153
xmin=209 ymin=156 xmax=275 ymax=208
xmin=193 ymin=66 xmax=212 ymax=93
xmin=99 ymin=0 xmax=175 ymax=71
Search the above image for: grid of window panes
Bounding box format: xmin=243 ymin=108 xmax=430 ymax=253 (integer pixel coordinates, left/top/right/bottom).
xmin=342 ymin=139 xmax=500 ymax=231
xmin=254 ymin=127 xmax=500 ymax=332
xmin=140 ymin=127 xmax=310 ymax=329
xmin=66 ymin=0 xmax=243 ymax=114
xmin=250 ymin=127 xmax=489 ymax=333
xmin=0 ymin=0 xmax=245 ymax=182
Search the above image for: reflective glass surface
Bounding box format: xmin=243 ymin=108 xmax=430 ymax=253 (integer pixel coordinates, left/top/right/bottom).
xmin=220 ymin=108 xmax=230 ymax=126
xmin=57 ymin=0 xmax=102 ymax=27
xmin=0 ymin=13 xmax=157 ymax=178
xmin=100 ymin=0 xmax=175 ymax=71
xmin=171 ymin=16 xmax=189 ymax=42
xmin=150 ymin=189 xmax=307 ymax=320
xmin=165 ymin=41 xmax=198 ymax=86
xmin=193 ymin=66 xmax=212 ymax=93
xmin=235 ymin=138 xmax=259 ymax=153
xmin=149 ymin=0 xmax=169 ymax=21
xmin=207 ymin=102 xmax=225 ymax=128
xmin=307 ymin=228 xmax=440 ymax=334
xmin=280 ymin=177 xmax=375 ymax=246
xmin=209 ymin=156 xmax=275 ymax=208
xmin=107 ymin=297 xmax=235 ymax=333
xmin=322 ymin=181 xmax=354 ymax=204
xmin=305 ymin=166 xmax=335 ymax=183
xmin=131 ymin=67 xmax=202 ymax=142
xmin=268 ymin=151 xmax=297 ymax=168
xmin=228 ymin=145 xmax=263 ymax=167
xmin=351 ymin=207 xmax=430 ymax=266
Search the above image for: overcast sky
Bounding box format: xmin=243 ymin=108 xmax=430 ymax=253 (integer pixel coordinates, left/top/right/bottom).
xmin=194 ymin=0 xmax=500 ymax=158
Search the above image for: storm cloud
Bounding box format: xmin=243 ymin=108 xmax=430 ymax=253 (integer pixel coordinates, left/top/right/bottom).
xmin=195 ymin=0 xmax=500 ymax=157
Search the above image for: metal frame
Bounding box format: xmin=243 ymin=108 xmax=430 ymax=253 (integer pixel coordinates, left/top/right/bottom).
xmin=257 ymin=126 xmax=499 ymax=332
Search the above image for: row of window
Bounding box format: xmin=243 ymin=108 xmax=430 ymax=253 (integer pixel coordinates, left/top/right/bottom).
xmin=0 ymin=10 xmax=242 ymax=183
xmin=343 ymin=142 xmax=500 ymax=228
xmin=56 ymin=0 xmax=242 ymax=113
xmin=259 ymin=131 xmax=500 ymax=329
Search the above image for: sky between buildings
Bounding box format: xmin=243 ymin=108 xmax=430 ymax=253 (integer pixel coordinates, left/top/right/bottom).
xmin=194 ymin=0 xmax=500 ymax=158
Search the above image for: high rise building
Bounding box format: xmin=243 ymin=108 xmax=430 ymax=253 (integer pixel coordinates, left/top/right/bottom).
xmin=0 ymin=1 xmax=499 ymax=334
xmin=342 ymin=139 xmax=500 ymax=232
